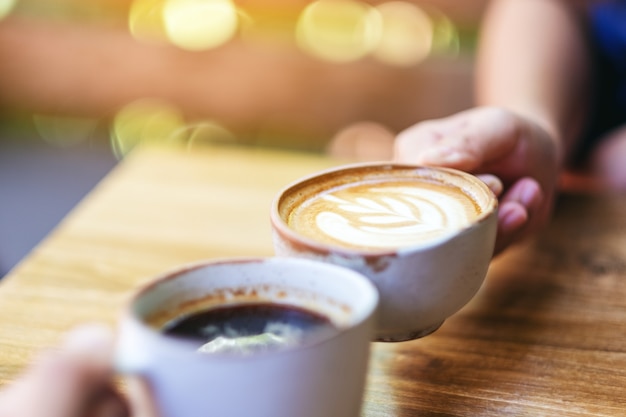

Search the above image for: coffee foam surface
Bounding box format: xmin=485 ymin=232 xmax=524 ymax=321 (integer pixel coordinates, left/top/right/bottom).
xmin=287 ymin=180 xmax=482 ymax=250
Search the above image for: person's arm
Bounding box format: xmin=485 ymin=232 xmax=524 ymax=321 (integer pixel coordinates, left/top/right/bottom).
xmin=394 ymin=0 xmax=595 ymax=254
xmin=476 ymin=0 xmax=592 ymax=164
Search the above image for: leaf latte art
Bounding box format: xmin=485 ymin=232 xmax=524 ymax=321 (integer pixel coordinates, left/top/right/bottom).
xmin=287 ymin=181 xmax=481 ymax=250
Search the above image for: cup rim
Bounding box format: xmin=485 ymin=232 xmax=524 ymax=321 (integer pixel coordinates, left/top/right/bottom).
xmin=270 ymin=161 xmax=499 ymax=256
xmin=122 ymin=257 xmax=379 ymax=359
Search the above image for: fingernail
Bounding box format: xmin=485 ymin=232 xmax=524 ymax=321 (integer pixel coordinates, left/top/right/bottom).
xmin=518 ymin=181 xmax=542 ymax=208
xmin=477 ymin=174 xmax=503 ymax=196
xmin=499 ymin=204 xmax=527 ymax=234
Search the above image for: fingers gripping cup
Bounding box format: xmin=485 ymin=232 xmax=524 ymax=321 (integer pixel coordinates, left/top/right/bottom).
xmin=270 ymin=162 xmax=498 ymax=342
xmin=115 ymin=258 xmax=378 ymax=417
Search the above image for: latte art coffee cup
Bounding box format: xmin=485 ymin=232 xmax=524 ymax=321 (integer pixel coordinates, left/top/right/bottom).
xmin=271 ymin=162 xmax=498 ymax=342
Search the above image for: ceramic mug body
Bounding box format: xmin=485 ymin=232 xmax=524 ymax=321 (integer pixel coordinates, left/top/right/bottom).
xmin=270 ymin=162 xmax=498 ymax=342
xmin=115 ymin=257 xmax=378 ymax=417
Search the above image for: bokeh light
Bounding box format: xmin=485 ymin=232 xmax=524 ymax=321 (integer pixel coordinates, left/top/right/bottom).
xmin=177 ymin=120 xmax=237 ymax=149
xmin=0 ymin=0 xmax=16 ymax=20
xmin=162 ymin=0 xmax=239 ymax=51
xmin=373 ymin=2 xmax=433 ymax=66
xmin=33 ymin=115 xmax=98 ymax=148
xmin=430 ymin=10 xmax=460 ymax=56
xmin=129 ymin=0 xmax=169 ymax=43
xmin=295 ymin=0 xmax=382 ymax=63
xmin=111 ymin=99 xmax=186 ymax=159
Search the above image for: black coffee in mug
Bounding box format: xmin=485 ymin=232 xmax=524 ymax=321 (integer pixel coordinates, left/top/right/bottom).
xmin=161 ymin=303 xmax=338 ymax=355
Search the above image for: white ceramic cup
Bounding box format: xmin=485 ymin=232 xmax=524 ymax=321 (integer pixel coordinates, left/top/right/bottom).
xmin=270 ymin=162 xmax=498 ymax=342
xmin=115 ymin=257 xmax=379 ymax=417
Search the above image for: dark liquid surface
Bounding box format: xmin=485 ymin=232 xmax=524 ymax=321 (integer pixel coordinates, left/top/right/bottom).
xmin=162 ymin=303 xmax=338 ymax=354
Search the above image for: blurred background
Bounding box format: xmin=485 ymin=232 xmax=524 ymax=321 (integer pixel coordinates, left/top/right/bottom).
xmin=0 ymin=0 xmax=488 ymax=276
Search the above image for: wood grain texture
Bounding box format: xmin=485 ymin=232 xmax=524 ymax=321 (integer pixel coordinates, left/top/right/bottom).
xmin=1 ymin=144 xmax=625 ymax=416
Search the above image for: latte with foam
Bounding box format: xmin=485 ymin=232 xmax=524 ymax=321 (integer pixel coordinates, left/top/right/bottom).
xmin=272 ymin=163 xmax=498 ymax=342
xmin=275 ymin=165 xmax=491 ymax=251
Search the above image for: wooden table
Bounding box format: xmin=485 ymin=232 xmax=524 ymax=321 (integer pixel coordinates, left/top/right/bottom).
xmin=1 ymin=144 xmax=625 ymax=416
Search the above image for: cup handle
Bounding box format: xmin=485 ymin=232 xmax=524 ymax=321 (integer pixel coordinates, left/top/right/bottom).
xmin=114 ymin=318 xmax=197 ymax=375
xmin=114 ymin=319 xmax=153 ymax=375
